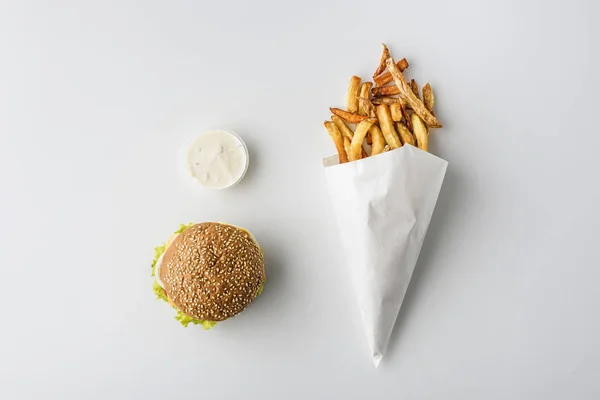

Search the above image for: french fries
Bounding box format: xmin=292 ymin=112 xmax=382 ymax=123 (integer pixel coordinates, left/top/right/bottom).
xmin=422 ymin=83 xmax=434 ymax=114
xmin=390 ymin=103 xmax=403 ymax=122
xmin=331 ymin=115 xmax=355 ymax=142
xmin=332 ymin=115 xmax=369 ymax=158
xmin=324 ymin=121 xmax=348 ymax=163
xmin=349 ymin=119 xmax=376 ymax=161
xmin=330 ymin=107 xmax=369 ymax=124
xmin=358 ymin=97 xmax=377 ymax=118
xmin=323 ymin=44 xmax=443 ymax=163
xmin=410 ymin=113 xmax=429 ymax=152
xmin=358 ymin=82 xmax=373 ymax=116
xmin=369 ymin=125 xmax=385 ymax=155
xmin=373 ymin=58 xmax=409 ymax=86
xmin=399 ymin=102 xmax=412 ymax=130
xmin=386 ymin=57 xmax=442 ymax=128
xmin=376 ymin=104 xmax=402 ymax=149
xmin=373 ymin=43 xmax=391 ymax=78
xmin=344 ymin=137 xmax=351 ymax=159
xmin=410 ymin=79 xmax=420 ymax=99
xmin=371 ymin=97 xmax=403 ymax=105
xmin=346 ymin=76 xmax=361 ymax=113
xmin=371 ymin=85 xmax=401 ymax=97
xmin=396 ymin=122 xmax=416 ymax=146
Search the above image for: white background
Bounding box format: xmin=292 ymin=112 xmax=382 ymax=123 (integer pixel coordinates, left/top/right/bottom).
xmin=1 ymin=1 xmax=599 ymax=399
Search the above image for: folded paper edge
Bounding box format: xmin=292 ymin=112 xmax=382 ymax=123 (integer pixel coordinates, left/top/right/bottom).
xmin=322 ymin=145 xmax=448 ymax=168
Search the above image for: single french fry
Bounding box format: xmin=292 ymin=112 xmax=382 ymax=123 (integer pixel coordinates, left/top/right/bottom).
xmin=324 ymin=121 xmax=348 ymax=163
xmin=373 ymin=43 xmax=391 ymax=78
xmin=331 ymin=115 xmax=354 ymax=142
xmin=330 ymin=107 xmax=369 ymax=124
xmin=358 ymin=82 xmax=373 ymax=116
xmin=369 ymin=125 xmax=385 ymax=155
xmin=396 ymin=122 xmax=416 ymax=146
xmin=372 ymin=85 xmax=401 ymax=97
xmin=343 ymin=137 xmax=351 ymax=159
xmin=375 ymin=104 xmax=402 ymax=149
xmin=410 ymin=113 xmax=429 ymax=152
xmin=349 ymin=119 xmax=376 ymax=161
xmin=386 ymin=58 xmax=442 ymax=128
xmin=422 ymin=83 xmax=434 ymax=114
xmin=373 ymin=58 xmax=409 ymax=86
xmin=410 ymin=79 xmax=420 ymax=99
xmin=348 ymin=142 xmax=368 ymax=159
xmin=400 ymin=102 xmax=412 ymax=130
xmin=382 ymin=145 xmax=391 ymax=152
xmin=346 ymin=76 xmax=361 ymax=113
xmin=371 ymin=97 xmax=403 ymax=105
xmin=390 ymin=103 xmax=403 ymax=122
xmin=358 ymin=97 xmax=377 ymax=118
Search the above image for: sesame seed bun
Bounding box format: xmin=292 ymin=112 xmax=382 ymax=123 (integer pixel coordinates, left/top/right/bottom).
xmin=159 ymin=222 xmax=265 ymax=321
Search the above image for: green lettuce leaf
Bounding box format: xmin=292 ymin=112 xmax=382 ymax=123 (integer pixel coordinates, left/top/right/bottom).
xmin=174 ymin=222 xmax=195 ymax=235
xmin=152 ymin=280 xmax=169 ymax=303
xmin=151 ymin=244 xmax=166 ymax=277
xmin=174 ymin=311 xmax=217 ymax=330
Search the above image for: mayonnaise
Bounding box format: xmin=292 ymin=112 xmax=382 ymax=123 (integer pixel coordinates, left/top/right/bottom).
xmin=187 ymin=130 xmax=249 ymax=189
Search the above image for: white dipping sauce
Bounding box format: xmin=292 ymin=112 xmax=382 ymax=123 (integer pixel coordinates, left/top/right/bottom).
xmin=187 ymin=130 xmax=249 ymax=189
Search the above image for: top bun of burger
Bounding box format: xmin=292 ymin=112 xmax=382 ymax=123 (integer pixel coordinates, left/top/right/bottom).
xmin=159 ymin=222 xmax=265 ymax=321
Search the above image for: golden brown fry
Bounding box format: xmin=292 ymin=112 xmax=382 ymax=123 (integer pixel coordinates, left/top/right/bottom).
xmin=410 ymin=79 xmax=420 ymax=99
xmin=349 ymin=119 xmax=376 ymax=161
xmin=373 ymin=43 xmax=391 ymax=78
xmin=330 ymin=107 xmax=369 ymax=124
xmin=324 ymin=121 xmax=348 ymax=163
xmin=382 ymin=145 xmax=391 ymax=152
xmin=410 ymin=113 xmax=429 ymax=152
xmin=396 ymin=122 xmax=416 ymax=146
xmin=343 ymin=137 xmax=351 ymax=159
xmin=358 ymin=82 xmax=373 ymax=116
xmin=375 ymin=104 xmax=402 ymax=149
xmin=373 ymin=58 xmax=409 ymax=86
xmin=422 ymin=83 xmax=434 ymax=114
xmin=372 ymin=85 xmax=401 ymax=97
xmin=400 ymin=102 xmax=412 ymax=130
xmin=386 ymin=58 xmax=442 ymax=128
xmin=358 ymin=97 xmax=377 ymax=118
xmin=331 ymin=115 xmax=354 ymax=141
xmin=371 ymin=97 xmax=403 ymax=105
xmin=390 ymin=103 xmax=403 ymax=122
xmin=369 ymin=125 xmax=385 ymax=155
xmin=346 ymin=76 xmax=361 ymax=113
xmin=366 ymin=131 xmax=372 ymax=145
xmin=332 ymin=114 xmax=369 ymax=157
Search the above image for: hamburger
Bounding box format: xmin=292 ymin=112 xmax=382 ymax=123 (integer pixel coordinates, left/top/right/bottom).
xmin=151 ymin=222 xmax=265 ymax=329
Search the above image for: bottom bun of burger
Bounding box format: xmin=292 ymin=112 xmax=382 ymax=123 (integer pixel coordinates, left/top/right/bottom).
xmin=159 ymin=222 xmax=265 ymax=322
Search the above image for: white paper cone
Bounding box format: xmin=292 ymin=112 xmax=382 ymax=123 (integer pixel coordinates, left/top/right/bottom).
xmin=323 ymin=145 xmax=448 ymax=366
